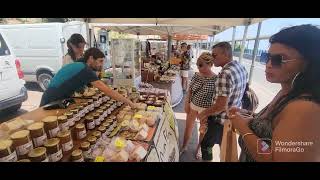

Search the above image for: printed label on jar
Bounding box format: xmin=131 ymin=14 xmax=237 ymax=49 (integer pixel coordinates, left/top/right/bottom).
xmin=49 ymin=127 xmax=60 ymax=138
xmin=68 ymin=117 xmax=75 ymax=127
xmin=94 ymin=101 xmax=100 ymax=107
xmin=75 ymin=115 xmax=81 ymax=122
xmin=42 ymin=157 xmax=49 ymax=162
xmin=33 ymin=134 xmax=48 ymax=147
xmin=95 ymin=118 xmax=101 ymax=126
xmin=87 ymin=122 xmax=95 ymax=130
xmin=49 ymin=149 xmax=63 ymax=162
xmin=77 ymin=130 xmax=87 ymax=139
xmin=103 ymin=111 xmax=108 ymax=118
xmin=59 ymin=122 xmax=69 ymax=131
xmin=82 ymin=148 xmax=92 ymax=157
xmin=0 ymin=151 xmax=18 ymax=162
xmin=99 ymin=116 xmax=104 ymax=122
xmin=62 ymin=140 xmax=73 ymax=152
xmin=80 ymin=110 xmax=86 ymax=117
xmin=73 ymin=157 xmax=84 ymax=162
xmin=16 ymin=141 xmax=33 ymax=156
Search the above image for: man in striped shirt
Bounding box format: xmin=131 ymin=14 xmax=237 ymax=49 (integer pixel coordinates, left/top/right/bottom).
xmin=198 ymin=42 xmax=248 ymax=161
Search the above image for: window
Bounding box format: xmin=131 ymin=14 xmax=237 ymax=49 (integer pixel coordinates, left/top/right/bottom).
xmin=0 ymin=33 xmax=11 ymax=56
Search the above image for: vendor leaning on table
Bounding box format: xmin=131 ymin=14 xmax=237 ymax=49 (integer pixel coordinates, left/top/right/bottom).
xmin=40 ymin=48 xmax=136 ymax=109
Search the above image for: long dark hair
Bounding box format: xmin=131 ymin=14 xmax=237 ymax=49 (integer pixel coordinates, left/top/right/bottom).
xmin=67 ymin=33 xmax=86 ymax=61
xmin=269 ymin=24 xmax=320 ymax=106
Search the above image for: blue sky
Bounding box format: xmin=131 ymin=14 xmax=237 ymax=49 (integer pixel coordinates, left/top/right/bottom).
xmin=213 ymin=18 xmax=320 ymax=50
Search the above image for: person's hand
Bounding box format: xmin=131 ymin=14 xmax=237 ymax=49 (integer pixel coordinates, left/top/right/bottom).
xmin=184 ymin=103 xmax=190 ymax=113
xmin=198 ymin=109 xmax=210 ymax=122
xmin=228 ymin=107 xmax=250 ymax=134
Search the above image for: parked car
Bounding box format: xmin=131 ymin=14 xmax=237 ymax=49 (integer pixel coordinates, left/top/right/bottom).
xmin=0 ymin=30 xmax=28 ymax=112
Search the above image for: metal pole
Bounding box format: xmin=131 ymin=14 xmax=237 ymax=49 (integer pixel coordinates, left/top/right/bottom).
xmin=167 ymin=35 xmax=172 ymax=61
xmin=239 ymin=22 xmax=250 ymax=64
xmin=249 ymin=22 xmax=262 ymax=85
xmin=231 ymin=26 xmax=236 ymax=52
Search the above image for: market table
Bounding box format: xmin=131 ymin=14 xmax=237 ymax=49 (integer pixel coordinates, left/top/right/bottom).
xmin=149 ymin=74 xmax=184 ymax=108
xmin=0 ymin=97 xmax=179 ymax=162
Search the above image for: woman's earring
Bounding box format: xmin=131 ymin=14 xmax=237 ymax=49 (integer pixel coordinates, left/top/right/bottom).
xmin=292 ymin=72 xmax=301 ymax=87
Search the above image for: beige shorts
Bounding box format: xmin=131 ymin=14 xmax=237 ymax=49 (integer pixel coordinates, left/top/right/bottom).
xmin=190 ymin=102 xmax=208 ymax=134
xmin=180 ymin=70 xmax=189 ymax=77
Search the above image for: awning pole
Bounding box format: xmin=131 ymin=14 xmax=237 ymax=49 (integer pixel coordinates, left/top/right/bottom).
xmin=167 ymin=35 xmax=172 ymax=61
xmin=239 ymin=19 xmax=251 ymax=64
xmin=249 ymin=22 xmax=262 ymax=85
xmin=231 ymin=26 xmax=236 ymax=52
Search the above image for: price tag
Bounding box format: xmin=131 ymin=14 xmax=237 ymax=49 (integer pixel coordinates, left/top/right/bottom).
xmin=147 ymin=106 xmax=156 ymax=111
xmin=134 ymin=114 xmax=143 ymax=119
xmin=115 ymin=138 xmax=125 ymax=148
xmin=94 ymin=156 xmax=105 ymax=162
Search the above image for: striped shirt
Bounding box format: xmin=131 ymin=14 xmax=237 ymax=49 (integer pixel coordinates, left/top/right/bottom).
xmin=214 ymin=60 xmax=248 ymax=124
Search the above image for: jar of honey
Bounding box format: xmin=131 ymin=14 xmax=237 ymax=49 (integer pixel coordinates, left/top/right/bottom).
xmin=77 ymin=105 xmax=85 ymax=118
xmin=92 ymin=131 xmax=102 ymax=141
xmin=74 ymin=123 xmax=86 ymax=140
xmin=42 ymin=116 xmax=60 ymax=138
xmin=87 ymin=136 xmax=97 ymax=149
xmin=81 ymin=102 xmax=89 ymax=114
xmin=28 ymin=147 xmax=48 ymax=162
xmin=27 ymin=122 xmax=48 ymax=147
xmin=44 ymin=138 xmax=63 ymax=162
xmin=80 ymin=141 xmax=91 ymax=158
xmin=10 ymin=130 xmax=33 ymax=159
xmin=87 ymin=99 xmax=95 ymax=112
xmin=85 ymin=115 xmax=95 ymax=130
xmin=57 ymin=130 xmax=73 ymax=154
xmin=18 ymin=159 xmax=31 ymax=162
xmin=70 ymin=108 xmax=80 ymax=122
xmin=0 ymin=139 xmax=18 ymax=162
xmin=98 ymin=126 xmax=107 ymax=139
xmin=71 ymin=149 xmax=84 ymax=162
xmin=93 ymin=112 xmax=101 ymax=126
xmin=57 ymin=115 xmax=69 ymax=131
xmin=64 ymin=111 xmax=75 ymax=127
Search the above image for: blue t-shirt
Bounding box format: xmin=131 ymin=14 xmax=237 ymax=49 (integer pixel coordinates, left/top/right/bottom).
xmin=40 ymin=62 xmax=99 ymax=106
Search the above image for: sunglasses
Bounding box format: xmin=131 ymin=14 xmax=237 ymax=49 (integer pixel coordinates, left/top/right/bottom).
xmin=266 ymin=53 xmax=297 ymax=68
xmin=197 ymin=62 xmax=210 ymax=68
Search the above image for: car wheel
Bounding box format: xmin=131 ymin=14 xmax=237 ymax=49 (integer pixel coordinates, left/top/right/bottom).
xmin=37 ymin=72 xmax=53 ymax=91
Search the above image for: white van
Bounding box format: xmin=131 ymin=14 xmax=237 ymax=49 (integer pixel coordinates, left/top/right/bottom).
xmin=0 ymin=21 xmax=88 ymax=91
xmin=0 ymin=30 xmax=28 ymax=112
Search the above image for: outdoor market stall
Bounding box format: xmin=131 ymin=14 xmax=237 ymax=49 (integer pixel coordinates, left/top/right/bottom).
xmin=0 ymin=86 xmax=179 ymax=162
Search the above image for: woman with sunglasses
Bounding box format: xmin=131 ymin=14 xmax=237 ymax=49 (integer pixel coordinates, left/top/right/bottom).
xmin=180 ymin=52 xmax=217 ymax=159
xmin=229 ymin=24 xmax=320 ymax=162
xmin=63 ymin=33 xmax=86 ymax=66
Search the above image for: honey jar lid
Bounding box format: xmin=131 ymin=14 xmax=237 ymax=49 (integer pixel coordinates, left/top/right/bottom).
xmin=42 ymin=116 xmax=58 ymax=123
xmin=85 ymin=115 xmax=94 ymax=120
xmin=64 ymin=111 xmax=74 ymax=116
xmin=57 ymin=115 xmax=68 ymax=121
xmin=27 ymin=122 xmax=44 ymax=131
xmin=0 ymin=139 xmax=13 ymax=151
xmin=80 ymin=141 xmax=90 ymax=149
xmin=87 ymin=136 xmax=97 ymax=144
xmin=57 ymin=130 xmax=71 ymax=138
xmin=81 ymin=102 xmax=88 ymax=106
xmin=99 ymin=106 xmax=106 ymax=109
xmin=92 ymin=131 xmax=101 ymax=137
xmin=70 ymin=109 xmax=79 ymax=113
xmin=44 ymin=138 xmax=60 ymax=147
xmin=77 ymin=105 xmax=84 ymax=109
xmin=92 ymin=113 xmax=100 ymax=117
xmin=18 ymin=159 xmax=31 ymax=162
xmin=93 ymin=96 xmax=99 ymax=100
xmin=71 ymin=149 xmax=82 ymax=157
xmin=98 ymin=126 xmax=106 ymax=132
xmin=28 ymin=147 xmax=46 ymax=158
xmin=102 ymin=122 xmax=110 ymax=127
xmin=87 ymin=99 xmax=93 ymax=103
xmin=10 ymin=130 xmax=30 ymax=140
xmin=75 ymin=123 xmax=85 ymax=129
xmin=96 ymin=109 xmax=103 ymax=113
